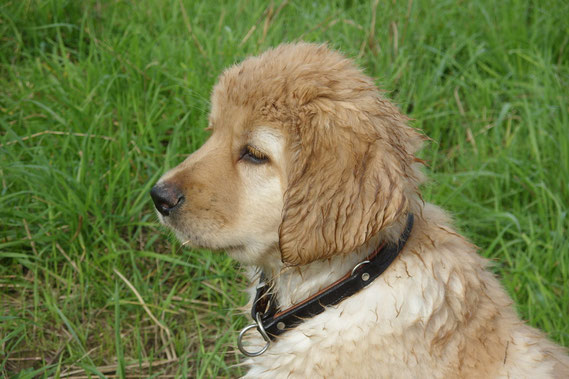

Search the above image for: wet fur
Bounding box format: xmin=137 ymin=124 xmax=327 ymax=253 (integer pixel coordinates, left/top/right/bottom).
xmin=155 ymin=43 xmax=569 ymax=377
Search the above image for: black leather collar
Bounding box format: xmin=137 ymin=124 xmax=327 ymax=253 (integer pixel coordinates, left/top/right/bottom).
xmin=250 ymin=213 xmax=414 ymax=341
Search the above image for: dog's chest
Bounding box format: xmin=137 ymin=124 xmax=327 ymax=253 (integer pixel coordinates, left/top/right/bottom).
xmin=244 ymin=257 xmax=453 ymax=378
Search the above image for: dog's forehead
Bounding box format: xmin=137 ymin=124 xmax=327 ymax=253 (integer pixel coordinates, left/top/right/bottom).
xmin=208 ymin=93 xmax=284 ymax=147
xmin=208 ymin=80 xmax=285 ymax=137
xmin=208 ymin=99 xmax=251 ymax=134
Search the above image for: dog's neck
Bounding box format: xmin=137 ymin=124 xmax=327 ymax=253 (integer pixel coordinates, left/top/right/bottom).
xmin=258 ymin=219 xmax=408 ymax=310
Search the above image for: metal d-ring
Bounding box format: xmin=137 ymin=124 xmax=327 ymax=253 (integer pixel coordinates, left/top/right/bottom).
xmin=237 ymin=312 xmax=271 ymax=357
xmin=351 ymin=260 xmax=370 ymax=276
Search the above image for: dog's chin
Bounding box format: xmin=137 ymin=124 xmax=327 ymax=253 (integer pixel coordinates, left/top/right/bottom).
xmin=156 ymin=212 xmax=214 ymax=248
xmin=169 ymin=228 xmax=224 ymax=251
xmin=162 ymin=222 xmax=246 ymax=254
xmin=175 ymin=229 xmax=279 ymax=267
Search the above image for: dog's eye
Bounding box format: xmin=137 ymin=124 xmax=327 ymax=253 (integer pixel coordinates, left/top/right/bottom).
xmin=241 ymin=145 xmax=269 ymax=164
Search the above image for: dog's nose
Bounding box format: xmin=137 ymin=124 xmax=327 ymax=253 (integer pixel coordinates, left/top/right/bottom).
xmin=150 ymin=182 xmax=185 ymax=216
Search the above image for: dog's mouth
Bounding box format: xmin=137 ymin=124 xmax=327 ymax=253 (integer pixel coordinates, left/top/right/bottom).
xmin=159 ymin=216 xmax=203 ymax=247
xmin=156 ymin=208 xmax=246 ymax=253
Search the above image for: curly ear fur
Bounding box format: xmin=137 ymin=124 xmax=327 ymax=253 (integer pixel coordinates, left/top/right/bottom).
xmin=278 ymin=50 xmax=424 ymax=265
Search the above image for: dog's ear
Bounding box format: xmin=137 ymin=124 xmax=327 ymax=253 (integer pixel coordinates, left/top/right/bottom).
xmin=278 ymin=96 xmax=423 ymax=265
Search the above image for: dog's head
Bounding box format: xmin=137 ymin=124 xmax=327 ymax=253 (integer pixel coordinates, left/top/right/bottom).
xmin=151 ymin=43 xmax=424 ymax=267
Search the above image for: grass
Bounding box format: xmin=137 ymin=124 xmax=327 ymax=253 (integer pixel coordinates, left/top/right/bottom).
xmin=1 ymin=0 xmax=568 ymax=377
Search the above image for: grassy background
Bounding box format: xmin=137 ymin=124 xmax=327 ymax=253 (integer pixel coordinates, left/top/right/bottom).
xmin=1 ymin=0 xmax=568 ymax=377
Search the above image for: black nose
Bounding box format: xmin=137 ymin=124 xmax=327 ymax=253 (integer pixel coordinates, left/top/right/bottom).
xmin=150 ymin=182 xmax=185 ymax=216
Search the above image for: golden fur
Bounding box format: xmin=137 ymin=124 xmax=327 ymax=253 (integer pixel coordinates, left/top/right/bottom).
xmin=154 ymin=43 xmax=569 ymax=377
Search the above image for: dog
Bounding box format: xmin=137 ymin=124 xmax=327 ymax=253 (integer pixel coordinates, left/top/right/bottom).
xmin=151 ymin=43 xmax=569 ymax=378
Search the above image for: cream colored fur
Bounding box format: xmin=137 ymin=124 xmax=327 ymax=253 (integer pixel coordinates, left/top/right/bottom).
xmin=154 ymin=43 xmax=569 ymax=378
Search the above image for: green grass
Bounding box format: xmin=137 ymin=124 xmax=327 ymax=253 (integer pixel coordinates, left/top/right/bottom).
xmin=1 ymin=0 xmax=568 ymax=377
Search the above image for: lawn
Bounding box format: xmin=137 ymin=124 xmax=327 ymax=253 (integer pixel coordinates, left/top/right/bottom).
xmin=1 ymin=0 xmax=568 ymax=377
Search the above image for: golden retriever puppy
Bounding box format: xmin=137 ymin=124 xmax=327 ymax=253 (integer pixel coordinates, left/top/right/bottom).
xmin=151 ymin=43 xmax=569 ymax=378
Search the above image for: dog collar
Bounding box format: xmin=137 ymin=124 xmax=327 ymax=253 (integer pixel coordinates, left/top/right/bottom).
xmin=237 ymin=213 xmax=415 ymax=357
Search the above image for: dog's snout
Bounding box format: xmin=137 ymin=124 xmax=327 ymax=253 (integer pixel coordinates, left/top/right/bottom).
xmin=150 ymin=182 xmax=185 ymax=216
